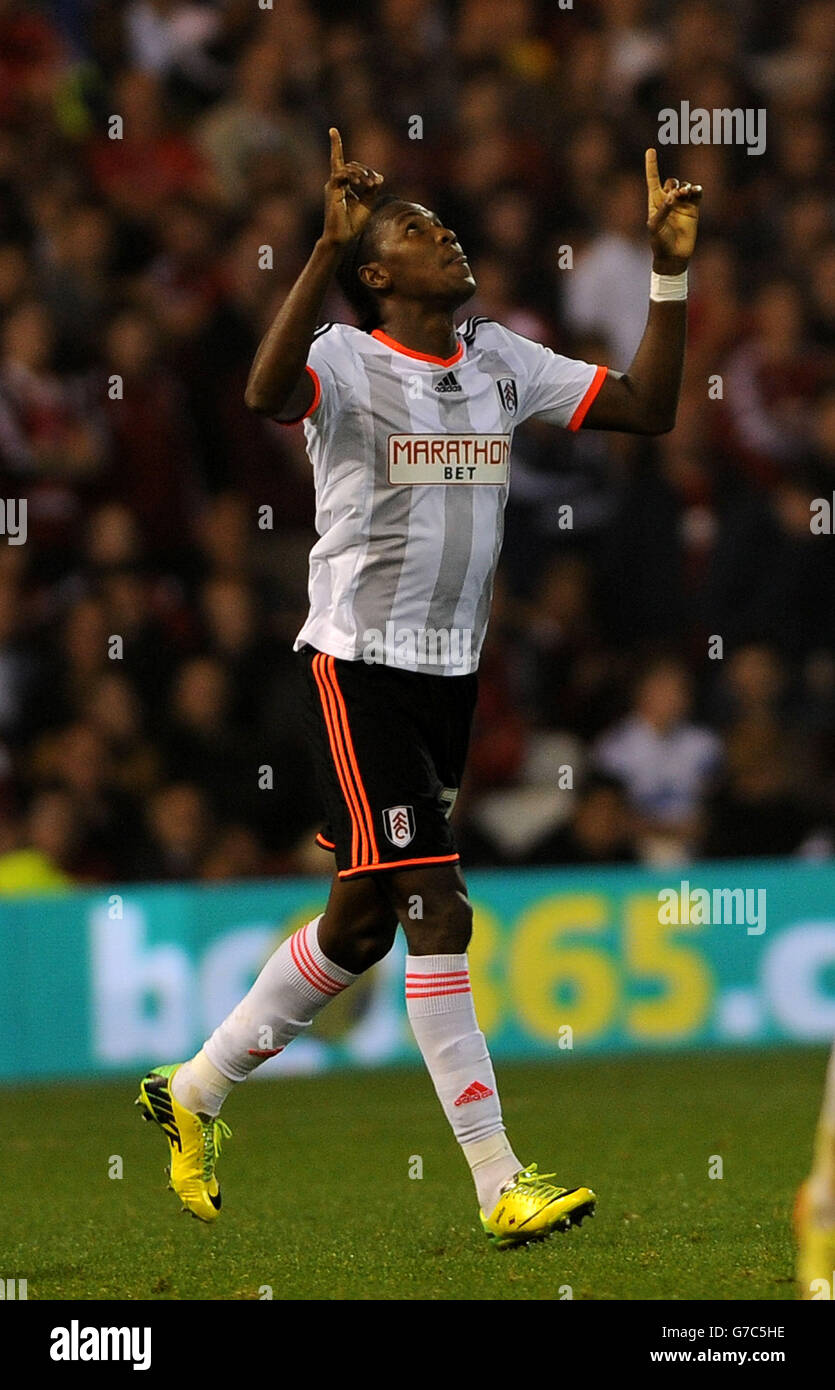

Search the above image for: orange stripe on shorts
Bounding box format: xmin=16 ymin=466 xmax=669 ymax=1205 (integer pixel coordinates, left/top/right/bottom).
xmin=311 ymin=653 xmax=367 ymax=865
xmin=322 ymin=656 xmax=380 ymax=864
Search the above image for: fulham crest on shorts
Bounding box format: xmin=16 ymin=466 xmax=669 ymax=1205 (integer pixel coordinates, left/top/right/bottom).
xmin=383 ymin=805 xmax=416 ymax=848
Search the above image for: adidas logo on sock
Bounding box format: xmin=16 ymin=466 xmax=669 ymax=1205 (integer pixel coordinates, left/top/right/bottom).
xmin=453 ymin=1080 xmax=495 ymax=1106
xmin=434 ymin=371 xmax=462 ymax=393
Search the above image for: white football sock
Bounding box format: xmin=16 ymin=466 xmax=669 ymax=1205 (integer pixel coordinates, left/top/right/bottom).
xmin=171 ymin=1047 xmax=234 ymax=1118
xmin=172 ymin=916 xmax=356 ymax=1116
xmin=405 ymin=953 xmax=521 ymax=1213
xmin=462 ymin=1130 xmax=525 ymax=1213
xmin=809 ymin=1040 xmax=835 ymax=1214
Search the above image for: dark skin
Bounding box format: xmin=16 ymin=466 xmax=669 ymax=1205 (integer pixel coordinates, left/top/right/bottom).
xmin=316 ymin=864 xmax=471 ymax=973
xmin=246 ymin=128 xmax=703 ymax=970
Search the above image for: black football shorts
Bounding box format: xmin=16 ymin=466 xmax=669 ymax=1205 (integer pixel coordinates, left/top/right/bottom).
xmin=298 ymin=645 xmax=478 ymax=878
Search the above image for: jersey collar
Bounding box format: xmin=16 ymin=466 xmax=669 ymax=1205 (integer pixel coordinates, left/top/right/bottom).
xmin=371 ymin=328 xmax=464 ymax=367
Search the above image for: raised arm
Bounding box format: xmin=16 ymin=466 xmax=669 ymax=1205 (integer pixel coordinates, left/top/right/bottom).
xmin=582 ymin=149 xmax=702 ymax=435
xmin=244 ymin=128 xmax=383 ymax=420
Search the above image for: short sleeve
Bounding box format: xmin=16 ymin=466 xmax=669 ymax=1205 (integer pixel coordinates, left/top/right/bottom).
xmin=274 ymin=323 xmax=351 ymax=429
xmin=505 ymin=329 xmax=608 ymax=431
xmin=301 ymin=323 xmax=355 ymax=432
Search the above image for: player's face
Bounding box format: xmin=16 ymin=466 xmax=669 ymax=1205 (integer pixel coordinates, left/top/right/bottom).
xmin=363 ymin=202 xmax=477 ymax=306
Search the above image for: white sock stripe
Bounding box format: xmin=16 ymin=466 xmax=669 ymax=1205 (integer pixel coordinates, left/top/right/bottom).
xmin=308 ymin=919 xmax=358 ymax=985
xmin=405 ymin=955 xmax=468 ymax=972
xmin=405 ymin=978 xmax=472 ymax=989
xmin=290 ymin=928 xmax=342 ymax=995
xmin=405 ymin=956 xmax=471 ymax=1008
xmin=405 ymin=972 xmax=470 ymax=981
xmin=405 ymin=967 xmax=470 ymax=974
xmin=406 ymin=993 xmax=474 ymax=1015
xmin=406 ymin=985 xmax=472 ymax=996
xmin=290 ymin=931 xmax=336 ymax=995
xmin=300 ymin=923 xmax=348 ymax=991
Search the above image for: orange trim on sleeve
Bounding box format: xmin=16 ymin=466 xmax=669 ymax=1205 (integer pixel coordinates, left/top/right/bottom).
xmin=338 ymin=852 xmax=460 ymax=880
xmin=567 ymin=364 xmax=608 ymax=432
xmin=315 ymin=832 xmax=336 ymax=851
xmin=273 ymin=365 xmax=321 ymax=425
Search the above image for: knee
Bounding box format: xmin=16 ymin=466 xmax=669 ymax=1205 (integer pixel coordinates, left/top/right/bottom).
xmin=351 ymin=914 xmax=398 ymax=971
xmin=403 ymin=888 xmax=473 ymax=955
xmin=319 ymin=903 xmax=398 ymax=974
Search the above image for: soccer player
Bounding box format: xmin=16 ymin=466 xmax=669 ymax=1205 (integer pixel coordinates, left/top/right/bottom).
xmin=796 ymin=1045 xmax=835 ymax=1296
xmin=137 ymin=129 xmax=702 ymax=1248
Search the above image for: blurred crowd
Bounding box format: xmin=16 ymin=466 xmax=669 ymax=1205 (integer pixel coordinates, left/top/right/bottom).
xmin=0 ymin=0 xmax=834 ymax=890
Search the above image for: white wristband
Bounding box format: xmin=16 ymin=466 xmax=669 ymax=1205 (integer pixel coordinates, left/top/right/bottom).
xmin=650 ymin=269 xmax=688 ymax=301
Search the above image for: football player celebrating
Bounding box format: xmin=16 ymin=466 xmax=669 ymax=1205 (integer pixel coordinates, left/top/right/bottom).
xmin=137 ymin=129 xmax=702 ymax=1248
xmin=796 ymin=1046 xmax=835 ymax=1296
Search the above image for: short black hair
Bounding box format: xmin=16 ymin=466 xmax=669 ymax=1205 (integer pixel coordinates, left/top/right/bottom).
xmin=335 ymin=194 xmax=401 ymax=331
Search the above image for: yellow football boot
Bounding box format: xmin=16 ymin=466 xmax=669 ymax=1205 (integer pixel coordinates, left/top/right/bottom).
xmin=795 ymin=1181 xmax=835 ymax=1299
xmin=135 ymin=1063 xmax=231 ymax=1223
xmin=481 ymin=1163 xmax=596 ymax=1249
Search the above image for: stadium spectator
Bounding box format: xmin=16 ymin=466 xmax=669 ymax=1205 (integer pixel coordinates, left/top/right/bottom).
xmin=593 ymin=657 xmax=722 ymax=855
xmin=141 ymin=780 xmax=213 ymax=880
xmin=0 ymin=786 xmax=75 ymax=893
xmin=195 ymin=40 xmax=310 ymax=208
xmin=720 ymin=279 xmax=823 ymax=487
xmin=562 ymin=170 xmax=650 ymax=370
xmin=0 ymin=573 xmax=29 ymax=738
xmin=528 ymin=773 xmax=638 ymax=867
xmin=100 ymin=306 xmax=204 ymax=554
xmin=88 ymin=70 xmax=216 ymax=216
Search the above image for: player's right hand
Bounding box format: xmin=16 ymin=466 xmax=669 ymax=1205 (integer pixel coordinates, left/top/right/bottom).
xmin=322 ymin=127 xmax=383 ymax=247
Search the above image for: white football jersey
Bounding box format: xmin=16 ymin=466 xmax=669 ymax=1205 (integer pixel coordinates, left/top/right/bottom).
xmin=293 ymin=318 xmax=605 ymax=675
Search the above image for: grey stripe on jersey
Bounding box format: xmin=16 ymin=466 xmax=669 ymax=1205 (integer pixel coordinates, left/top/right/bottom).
xmin=348 ymin=353 xmax=417 ymax=651
xmin=462 ymin=345 xmax=520 ymax=644
xmin=423 ymin=386 xmax=476 ymax=636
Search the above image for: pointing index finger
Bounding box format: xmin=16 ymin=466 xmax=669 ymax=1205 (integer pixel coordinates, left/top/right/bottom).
xmin=329 ymin=127 xmax=344 ymax=173
xmin=645 ymin=148 xmax=662 ymax=194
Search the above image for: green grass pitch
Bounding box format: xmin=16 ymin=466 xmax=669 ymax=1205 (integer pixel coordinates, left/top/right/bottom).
xmin=2 ymin=1048 xmax=825 ymax=1301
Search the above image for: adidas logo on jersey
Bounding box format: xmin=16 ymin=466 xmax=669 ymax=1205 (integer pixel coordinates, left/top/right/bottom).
xmin=434 ymin=371 xmax=462 ymax=393
xmin=453 ymin=1080 xmax=495 ymax=1107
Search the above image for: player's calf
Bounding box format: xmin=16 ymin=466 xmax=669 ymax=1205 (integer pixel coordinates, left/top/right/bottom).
xmin=382 ymin=861 xmax=473 ymax=955
xmin=384 ymin=862 xmax=597 ymax=1244
xmin=136 ymin=874 xmax=403 ymax=1217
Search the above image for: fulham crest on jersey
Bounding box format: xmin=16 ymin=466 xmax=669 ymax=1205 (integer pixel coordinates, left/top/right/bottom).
xmin=496 ymin=377 xmax=518 ymax=415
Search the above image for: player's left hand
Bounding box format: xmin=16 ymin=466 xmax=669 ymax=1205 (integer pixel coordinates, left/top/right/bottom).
xmin=645 ymin=148 xmax=702 ymax=273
